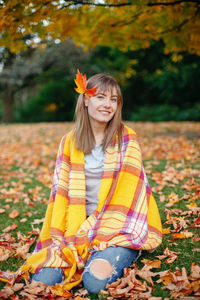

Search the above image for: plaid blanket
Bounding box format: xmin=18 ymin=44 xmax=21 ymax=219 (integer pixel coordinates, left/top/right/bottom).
xmin=21 ymin=125 xmax=162 ymax=290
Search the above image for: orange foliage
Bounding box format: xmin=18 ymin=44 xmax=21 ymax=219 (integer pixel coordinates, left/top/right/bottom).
xmin=0 ymin=1 xmax=200 ymax=54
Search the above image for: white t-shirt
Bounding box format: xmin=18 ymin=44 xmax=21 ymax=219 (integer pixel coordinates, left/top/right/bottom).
xmin=84 ymin=145 xmax=105 ymax=216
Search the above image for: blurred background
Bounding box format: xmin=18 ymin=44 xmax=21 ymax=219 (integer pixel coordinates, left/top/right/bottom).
xmin=0 ymin=0 xmax=200 ymax=123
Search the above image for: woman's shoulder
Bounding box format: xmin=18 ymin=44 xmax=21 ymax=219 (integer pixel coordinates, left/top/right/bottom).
xmin=122 ymin=123 xmax=137 ymax=138
xmin=61 ymin=128 xmax=75 ymax=142
xmin=58 ymin=129 xmax=76 ymax=151
xmin=121 ymin=124 xmax=141 ymax=152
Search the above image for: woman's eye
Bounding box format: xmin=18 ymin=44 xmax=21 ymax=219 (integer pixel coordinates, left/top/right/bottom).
xmin=97 ymin=96 xmax=104 ymax=99
xmin=111 ymin=98 xmax=117 ymax=102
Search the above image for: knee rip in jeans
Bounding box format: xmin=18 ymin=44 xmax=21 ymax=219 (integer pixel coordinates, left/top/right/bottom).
xmin=86 ymin=258 xmax=116 ymax=280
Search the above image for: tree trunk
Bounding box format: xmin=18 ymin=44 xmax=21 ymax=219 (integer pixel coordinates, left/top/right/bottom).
xmin=1 ymin=87 xmax=15 ymax=123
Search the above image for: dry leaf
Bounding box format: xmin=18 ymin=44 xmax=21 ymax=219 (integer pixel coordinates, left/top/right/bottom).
xmin=186 ymin=203 xmax=197 ymax=209
xmin=9 ymin=210 xmax=20 ymax=219
xmin=4 ymin=205 xmax=10 ymax=209
xmin=30 ymin=218 xmax=44 ymax=225
xmin=141 ymin=259 xmax=161 ymax=269
xmin=190 ymin=215 xmax=200 ymax=227
xmin=0 ymin=247 xmax=11 ymax=262
xmin=20 ymin=291 xmax=38 ymax=299
xmin=162 ymin=227 xmax=171 ymax=234
xmin=49 ymin=285 xmax=72 ymax=298
xmin=13 ymin=283 xmax=24 ymax=292
xmin=165 ymin=256 xmax=177 ymax=264
xmin=24 ymin=211 xmax=33 ymax=217
xmin=0 ymin=285 xmax=14 ymax=297
xmin=106 ymin=268 xmax=149 ymax=298
xmin=20 ymin=218 xmax=27 ymax=223
xmin=171 ymin=231 xmax=193 ymax=239
xmin=2 ymin=223 xmax=18 ymax=233
xmin=15 ymin=243 xmax=31 ymax=259
xmin=189 ymin=263 xmax=200 ymax=281
xmin=74 ymin=297 xmax=90 ymax=300
xmin=24 ymin=280 xmax=47 ymax=295
xmin=74 ymin=288 xmax=89 ymax=297
xmin=136 ymin=265 xmax=157 ymax=286
xmin=192 ymin=235 xmax=200 ymax=242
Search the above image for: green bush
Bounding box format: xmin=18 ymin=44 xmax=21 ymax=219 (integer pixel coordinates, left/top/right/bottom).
xmin=0 ymin=99 xmax=2 ymax=121
xmin=130 ymin=104 xmax=200 ymax=122
xmin=16 ymin=80 xmax=76 ymax=122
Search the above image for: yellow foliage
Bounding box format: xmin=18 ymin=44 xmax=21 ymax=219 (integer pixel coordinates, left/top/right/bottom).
xmin=171 ymin=53 xmax=183 ymax=63
xmin=43 ymin=103 xmax=57 ymax=112
xmin=0 ymin=0 xmax=200 ymax=55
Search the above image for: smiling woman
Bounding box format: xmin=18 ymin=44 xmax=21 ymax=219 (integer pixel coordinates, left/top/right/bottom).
xmin=21 ymin=70 xmax=162 ymax=294
xmin=75 ymin=73 xmax=123 ymax=153
xmin=85 ymin=89 xmax=118 ymax=130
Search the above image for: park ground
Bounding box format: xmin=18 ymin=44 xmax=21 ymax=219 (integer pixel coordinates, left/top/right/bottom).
xmin=0 ymin=122 xmax=200 ymax=299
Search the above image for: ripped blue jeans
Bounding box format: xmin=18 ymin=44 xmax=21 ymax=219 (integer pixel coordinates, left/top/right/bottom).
xmin=30 ymin=246 xmax=140 ymax=293
xmin=82 ymin=246 xmax=140 ymax=293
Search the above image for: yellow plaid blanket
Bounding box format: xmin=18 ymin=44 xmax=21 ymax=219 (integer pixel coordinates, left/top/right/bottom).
xmin=21 ymin=125 xmax=162 ymax=290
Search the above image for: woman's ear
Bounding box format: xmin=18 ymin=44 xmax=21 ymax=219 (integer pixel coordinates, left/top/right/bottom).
xmin=84 ymin=97 xmax=89 ymax=107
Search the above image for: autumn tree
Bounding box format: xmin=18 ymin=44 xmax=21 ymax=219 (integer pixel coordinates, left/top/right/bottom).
xmin=1 ymin=0 xmax=200 ymax=122
xmin=0 ymin=40 xmax=92 ymax=122
xmin=0 ymin=0 xmax=200 ymax=55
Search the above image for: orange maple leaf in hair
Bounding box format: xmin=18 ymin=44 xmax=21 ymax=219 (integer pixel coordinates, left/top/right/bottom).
xmin=74 ymin=69 xmax=97 ymax=98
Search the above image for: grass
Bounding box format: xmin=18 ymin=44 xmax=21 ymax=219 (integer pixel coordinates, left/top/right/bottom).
xmin=0 ymin=122 xmax=200 ymax=298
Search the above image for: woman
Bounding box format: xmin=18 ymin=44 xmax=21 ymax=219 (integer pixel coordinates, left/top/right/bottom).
xmin=23 ymin=70 xmax=162 ymax=293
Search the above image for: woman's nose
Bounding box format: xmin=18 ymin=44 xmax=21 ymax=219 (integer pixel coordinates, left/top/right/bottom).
xmin=103 ymin=98 xmax=111 ymax=107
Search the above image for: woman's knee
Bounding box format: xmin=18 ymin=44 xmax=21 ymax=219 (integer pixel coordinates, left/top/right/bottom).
xmin=89 ymin=258 xmax=113 ymax=279
xmin=82 ymin=258 xmax=114 ymax=293
xmin=30 ymin=267 xmax=64 ymax=286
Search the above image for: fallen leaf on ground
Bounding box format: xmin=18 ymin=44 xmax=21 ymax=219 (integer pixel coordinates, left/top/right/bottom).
xmin=190 ymin=214 xmax=200 ymax=227
xmin=136 ymin=265 xmax=157 ymax=286
xmin=4 ymin=205 xmax=10 ymax=209
xmin=162 ymin=227 xmax=171 ymax=234
xmin=156 ymin=265 xmax=200 ymax=298
xmin=74 ymin=297 xmax=90 ymax=300
xmin=192 ymin=248 xmax=200 ymax=252
xmin=106 ymin=268 xmax=151 ymax=298
xmin=13 ymin=283 xmax=24 ymax=292
xmin=189 ymin=263 xmax=200 ymax=281
xmin=30 ymin=218 xmax=44 ymax=225
xmin=74 ymin=287 xmax=89 ymax=297
xmin=192 ymin=235 xmax=200 ymax=242
xmin=156 ymin=247 xmax=182 ymax=265
xmin=9 ymin=210 xmax=20 ymax=219
xmin=49 ymin=284 xmax=72 ymax=298
xmin=171 ymin=231 xmax=193 ymax=239
xmin=141 ymin=259 xmax=161 ymax=269
xmin=0 ymin=247 xmax=11 ymax=262
xmin=0 ymin=285 xmax=14 ymax=298
xmin=20 ymin=218 xmax=27 ymax=223
xmin=23 ymin=280 xmax=47 ymax=295
xmin=3 ymin=223 xmax=18 ymax=233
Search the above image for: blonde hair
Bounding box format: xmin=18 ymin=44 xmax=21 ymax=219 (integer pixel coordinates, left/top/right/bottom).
xmin=74 ymin=73 xmax=123 ymax=154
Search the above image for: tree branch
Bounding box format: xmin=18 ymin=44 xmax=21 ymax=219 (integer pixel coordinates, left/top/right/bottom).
xmin=61 ymin=0 xmax=200 ymax=8
xmin=110 ymin=11 xmax=143 ymax=27
xmin=160 ymin=6 xmax=200 ymax=34
xmin=27 ymin=0 xmax=200 ymax=13
xmin=147 ymin=0 xmax=200 ymax=7
xmin=62 ymin=0 xmax=131 ymax=8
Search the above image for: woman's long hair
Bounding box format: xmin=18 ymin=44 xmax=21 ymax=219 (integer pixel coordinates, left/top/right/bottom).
xmin=74 ymin=73 xmax=123 ymax=154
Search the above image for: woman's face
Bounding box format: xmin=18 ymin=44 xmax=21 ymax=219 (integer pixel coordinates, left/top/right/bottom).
xmin=85 ymin=88 xmax=118 ymax=127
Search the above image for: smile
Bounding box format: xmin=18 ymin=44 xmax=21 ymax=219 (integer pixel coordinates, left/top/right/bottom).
xmin=99 ymin=111 xmax=111 ymax=115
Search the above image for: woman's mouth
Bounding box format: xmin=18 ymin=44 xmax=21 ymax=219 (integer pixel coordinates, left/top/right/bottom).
xmin=99 ymin=110 xmax=111 ymax=115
